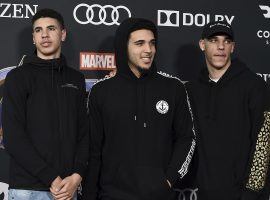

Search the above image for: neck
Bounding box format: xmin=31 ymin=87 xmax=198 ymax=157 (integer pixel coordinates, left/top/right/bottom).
xmin=129 ymin=65 xmax=141 ymax=78
xmin=37 ymin=50 xmax=61 ymax=60
xmin=207 ymin=60 xmax=231 ymax=80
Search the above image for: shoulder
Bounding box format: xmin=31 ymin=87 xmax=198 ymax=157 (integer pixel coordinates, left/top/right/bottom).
xmin=156 ymin=71 xmax=186 ymax=90
xmin=66 ymin=66 xmax=85 ymax=80
xmin=241 ymin=69 xmax=267 ymax=89
xmin=92 ymin=75 xmax=116 ymax=90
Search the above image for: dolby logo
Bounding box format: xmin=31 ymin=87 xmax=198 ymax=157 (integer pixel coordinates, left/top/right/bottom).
xmin=0 ymin=3 xmax=38 ymax=18
xmin=259 ymin=5 xmax=270 ymax=18
xmin=80 ymin=52 xmax=116 ymax=71
xmin=256 ymin=5 xmax=270 ymax=46
xmin=157 ymin=10 xmax=234 ymax=27
xmin=257 ymin=73 xmax=270 ymax=82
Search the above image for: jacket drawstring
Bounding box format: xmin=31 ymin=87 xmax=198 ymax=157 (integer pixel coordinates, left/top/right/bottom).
xmin=134 ymin=78 xmax=148 ymax=128
xmin=51 ymin=61 xmax=54 ymax=88
xmin=143 ymin=82 xmax=147 ymax=128
xmin=134 ymin=80 xmax=139 ymax=122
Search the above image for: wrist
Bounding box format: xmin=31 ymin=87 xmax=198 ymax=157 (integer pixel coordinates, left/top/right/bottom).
xmin=71 ymin=173 xmax=82 ymax=183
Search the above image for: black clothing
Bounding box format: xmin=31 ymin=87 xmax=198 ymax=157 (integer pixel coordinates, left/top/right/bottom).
xmin=83 ymin=18 xmax=195 ymax=200
xmin=187 ymin=60 xmax=269 ymax=200
xmin=3 ymin=55 xmax=89 ymax=190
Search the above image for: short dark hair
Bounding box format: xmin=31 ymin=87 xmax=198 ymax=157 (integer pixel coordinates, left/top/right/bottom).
xmin=32 ymin=8 xmax=65 ymax=29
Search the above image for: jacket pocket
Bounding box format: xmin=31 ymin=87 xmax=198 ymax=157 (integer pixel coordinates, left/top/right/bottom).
xmin=113 ymin=165 xmax=171 ymax=199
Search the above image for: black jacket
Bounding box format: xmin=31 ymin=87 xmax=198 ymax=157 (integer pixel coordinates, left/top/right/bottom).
xmin=186 ymin=60 xmax=269 ymax=200
xmin=83 ymin=18 xmax=196 ymax=200
xmin=2 ymin=55 xmax=89 ymax=190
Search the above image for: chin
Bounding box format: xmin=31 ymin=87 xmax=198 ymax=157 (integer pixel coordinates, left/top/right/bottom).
xmin=140 ymin=65 xmax=151 ymax=70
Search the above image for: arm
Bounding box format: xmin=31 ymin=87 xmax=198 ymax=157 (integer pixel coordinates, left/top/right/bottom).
xmin=165 ymin=83 xmax=196 ymax=185
xmin=82 ymin=86 xmax=104 ymax=200
xmin=2 ymin=69 xmax=59 ymax=187
xmin=73 ymin=74 xmax=89 ymax=178
xmin=52 ymin=75 xmax=90 ymax=199
xmin=241 ymin=80 xmax=270 ymax=200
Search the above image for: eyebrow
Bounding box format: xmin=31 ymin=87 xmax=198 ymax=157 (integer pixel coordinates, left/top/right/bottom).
xmin=134 ymin=39 xmax=156 ymax=43
xmin=134 ymin=40 xmax=145 ymax=44
xmin=33 ymin=25 xmax=57 ymax=31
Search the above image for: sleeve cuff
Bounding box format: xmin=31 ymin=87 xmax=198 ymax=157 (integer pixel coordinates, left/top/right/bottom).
xmin=74 ymin=162 xmax=88 ymax=179
xmin=37 ymin=166 xmax=59 ymax=187
xmin=165 ymin=168 xmax=179 ymax=185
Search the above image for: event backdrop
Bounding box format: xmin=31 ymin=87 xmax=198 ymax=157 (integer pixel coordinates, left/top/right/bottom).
xmin=0 ymin=0 xmax=269 ymax=199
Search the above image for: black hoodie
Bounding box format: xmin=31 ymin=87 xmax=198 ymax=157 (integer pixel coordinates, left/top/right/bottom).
xmin=83 ymin=18 xmax=196 ymax=200
xmin=186 ymin=59 xmax=270 ymax=200
xmin=2 ymin=55 xmax=89 ymax=190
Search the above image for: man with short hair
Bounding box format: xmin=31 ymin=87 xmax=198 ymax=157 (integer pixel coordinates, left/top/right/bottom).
xmin=83 ymin=18 xmax=196 ymax=200
xmin=186 ymin=21 xmax=270 ymax=200
xmin=3 ymin=8 xmax=88 ymax=200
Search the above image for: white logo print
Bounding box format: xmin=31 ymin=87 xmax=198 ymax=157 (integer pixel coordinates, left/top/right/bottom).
xmin=156 ymin=100 xmax=169 ymax=114
xmin=259 ymin=5 xmax=270 ymax=18
xmin=157 ymin=10 xmax=179 ymax=27
xmin=73 ymin=4 xmax=131 ymax=25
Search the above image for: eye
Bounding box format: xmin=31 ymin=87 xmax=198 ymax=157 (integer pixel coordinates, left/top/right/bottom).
xmin=224 ymin=39 xmax=232 ymax=44
xmin=150 ymin=40 xmax=156 ymax=46
xmin=34 ymin=28 xmax=41 ymax=33
xmin=208 ymin=38 xmax=217 ymax=43
xmin=135 ymin=41 xmax=144 ymax=46
xmin=48 ymin=26 xmax=56 ymax=31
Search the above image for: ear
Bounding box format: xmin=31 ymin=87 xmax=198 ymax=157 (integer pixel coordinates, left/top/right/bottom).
xmin=61 ymin=29 xmax=67 ymax=42
xmin=230 ymin=42 xmax=235 ymax=53
xmin=32 ymin=32 xmax=36 ymax=45
xmin=199 ymin=39 xmax=205 ymax=51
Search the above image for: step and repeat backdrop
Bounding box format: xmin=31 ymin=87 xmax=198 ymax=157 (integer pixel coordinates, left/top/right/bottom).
xmin=0 ymin=0 xmax=269 ymax=199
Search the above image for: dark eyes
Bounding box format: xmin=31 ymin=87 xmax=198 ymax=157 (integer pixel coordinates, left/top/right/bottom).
xmin=208 ymin=38 xmax=232 ymax=44
xmin=134 ymin=40 xmax=156 ymax=46
xmin=34 ymin=27 xmax=56 ymax=33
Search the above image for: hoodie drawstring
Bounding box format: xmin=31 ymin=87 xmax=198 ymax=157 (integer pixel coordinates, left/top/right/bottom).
xmin=134 ymin=79 xmax=147 ymax=128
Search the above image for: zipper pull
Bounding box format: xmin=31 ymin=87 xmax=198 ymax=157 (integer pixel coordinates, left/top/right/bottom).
xmin=134 ymin=115 xmax=137 ymax=121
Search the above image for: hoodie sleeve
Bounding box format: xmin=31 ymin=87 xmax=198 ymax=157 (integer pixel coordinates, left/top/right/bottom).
xmin=165 ymin=82 xmax=196 ymax=185
xmin=240 ymin=79 xmax=270 ymax=200
xmin=73 ymin=74 xmax=89 ymax=178
xmin=2 ymin=69 xmax=59 ymax=187
xmin=82 ymin=86 xmax=103 ymax=200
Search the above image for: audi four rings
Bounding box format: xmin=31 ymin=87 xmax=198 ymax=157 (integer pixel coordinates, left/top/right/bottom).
xmin=73 ymin=4 xmax=132 ymax=25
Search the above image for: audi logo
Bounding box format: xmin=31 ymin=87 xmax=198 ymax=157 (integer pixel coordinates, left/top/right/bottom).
xmin=174 ymin=188 xmax=198 ymax=200
xmin=73 ymin=3 xmax=132 ymax=26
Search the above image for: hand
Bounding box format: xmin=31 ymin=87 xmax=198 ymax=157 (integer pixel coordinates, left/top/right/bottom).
xmin=51 ymin=176 xmax=64 ymax=193
xmin=166 ymin=179 xmax=172 ymax=188
xmin=51 ymin=173 xmax=82 ymax=200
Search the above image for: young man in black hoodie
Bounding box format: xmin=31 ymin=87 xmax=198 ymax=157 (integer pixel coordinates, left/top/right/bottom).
xmin=83 ymin=18 xmax=196 ymax=200
xmin=2 ymin=9 xmax=89 ymax=200
xmin=186 ymin=21 xmax=270 ymax=200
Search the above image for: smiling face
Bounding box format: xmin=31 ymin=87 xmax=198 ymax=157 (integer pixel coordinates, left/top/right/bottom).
xmin=199 ymin=35 xmax=235 ymax=71
xmin=127 ymin=29 xmax=156 ymax=77
xmin=32 ymin=17 xmax=66 ymax=60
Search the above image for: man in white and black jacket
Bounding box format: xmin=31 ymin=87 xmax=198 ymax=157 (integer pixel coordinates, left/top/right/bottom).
xmin=186 ymin=21 xmax=270 ymax=200
xmin=2 ymin=9 xmax=88 ymax=200
xmin=83 ymin=18 xmax=196 ymax=200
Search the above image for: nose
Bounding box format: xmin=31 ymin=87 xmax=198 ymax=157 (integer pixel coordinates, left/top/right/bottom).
xmin=41 ymin=30 xmax=49 ymax=38
xmin=217 ymin=41 xmax=225 ymax=50
xmin=144 ymin=43 xmax=153 ymax=53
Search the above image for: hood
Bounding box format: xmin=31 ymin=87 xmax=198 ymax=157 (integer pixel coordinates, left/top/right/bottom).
xmin=22 ymin=53 xmax=67 ymax=71
xmin=114 ymin=18 xmax=158 ymax=79
xmin=199 ymin=58 xmax=249 ymax=84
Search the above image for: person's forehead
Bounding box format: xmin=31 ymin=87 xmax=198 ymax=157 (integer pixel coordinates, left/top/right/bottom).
xmin=129 ymin=29 xmax=155 ymax=40
xmin=33 ymin=17 xmax=60 ymax=27
xmin=208 ymin=34 xmax=231 ymax=39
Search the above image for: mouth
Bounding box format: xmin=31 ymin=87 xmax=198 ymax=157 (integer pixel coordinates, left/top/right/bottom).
xmin=40 ymin=41 xmax=52 ymax=47
xmin=141 ymin=56 xmax=152 ymax=63
xmin=214 ymin=54 xmax=226 ymax=58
